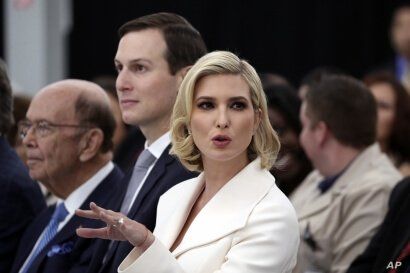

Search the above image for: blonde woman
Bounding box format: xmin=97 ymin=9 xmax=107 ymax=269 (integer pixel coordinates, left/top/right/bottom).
xmin=76 ymin=51 xmax=299 ymax=273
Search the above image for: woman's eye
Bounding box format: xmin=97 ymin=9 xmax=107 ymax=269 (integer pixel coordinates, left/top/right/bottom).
xmin=231 ymin=102 xmax=246 ymax=110
xmin=198 ymin=102 xmax=214 ymax=110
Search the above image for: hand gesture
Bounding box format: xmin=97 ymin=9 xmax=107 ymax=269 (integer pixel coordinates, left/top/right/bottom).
xmin=76 ymin=202 xmax=153 ymax=249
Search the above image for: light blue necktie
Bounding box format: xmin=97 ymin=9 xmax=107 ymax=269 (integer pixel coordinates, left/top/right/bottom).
xmin=120 ymin=149 xmax=156 ymax=214
xmin=20 ymin=202 xmax=68 ymax=273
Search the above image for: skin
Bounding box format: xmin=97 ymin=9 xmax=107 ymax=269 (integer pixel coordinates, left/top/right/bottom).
xmin=391 ymin=7 xmax=410 ymax=59
xmin=299 ymin=103 xmax=320 ymax=168
xmin=76 ymin=73 xmax=261 ymax=253
xmin=369 ymin=83 xmax=396 ymax=152
xmin=23 ymin=80 xmax=111 ymax=198
xmin=299 ymin=102 xmax=361 ymax=177
xmin=114 ymin=29 xmax=186 ymax=145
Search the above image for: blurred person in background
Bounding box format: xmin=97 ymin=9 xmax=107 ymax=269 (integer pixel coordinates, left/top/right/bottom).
xmin=363 ymin=71 xmax=410 ymax=176
xmin=291 ymin=75 xmax=402 ymax=273
xmin=264 ymin=83 xmax=312 ymax=196
xmin=390 ymin=3 xmax=410 ymax=92
xmin=298 ymin=66 xmax=344 ymax=100
xmin=0 ymin=58 xmax=46 ymax=273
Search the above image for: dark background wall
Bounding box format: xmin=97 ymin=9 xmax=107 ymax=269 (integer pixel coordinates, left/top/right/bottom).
xmin=1 ymin=0 xmax=403 ymax=86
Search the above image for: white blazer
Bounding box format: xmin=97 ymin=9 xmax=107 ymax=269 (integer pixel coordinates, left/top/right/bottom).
xmin=119 ymin=158 xmax=299 ymax=273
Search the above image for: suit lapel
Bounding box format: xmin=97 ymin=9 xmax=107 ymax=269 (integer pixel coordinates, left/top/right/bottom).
xmin=154 ymin=174 xmax=205 ymax=249
xmin=13 ymin=207 xmax=53 ymax=271
xmin=28 ymin=167 xmax=123 ymax=271
xmin=127 ymin=146 xmax=174 ymax=219
xmin=104 ymin=148 xmax=175 ymax=263
xmin=156 ymin=158 xmax=274 ymax=257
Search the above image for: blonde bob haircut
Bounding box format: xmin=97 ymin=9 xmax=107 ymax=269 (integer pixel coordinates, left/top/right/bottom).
xmin=170 ymin=51 xmax=280 ymax=172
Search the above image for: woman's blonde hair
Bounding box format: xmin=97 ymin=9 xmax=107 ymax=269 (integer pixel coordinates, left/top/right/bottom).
xmin=170 ymin=51 xmax=280 ymax=172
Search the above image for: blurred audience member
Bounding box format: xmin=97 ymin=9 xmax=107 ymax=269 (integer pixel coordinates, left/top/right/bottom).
xmin=363 ymin=71 xmax=410 ymax=176
xmin=291 ymin=75 xmax=402 ymax=273
xmin=347 ymin=177 xmax=410 ymax=273
xmin=264 ymin=83 xmax=312 ymax=196
xmin=10 ymin=79 xmax=124 ymax=273
xmin=390 ymin=3 xmax=410 ymax=92
xmin=260 ymin=72 xmax=292 ymax=87
xmin=0 ymin=58 xmax=46 ymax=273
xmin=298 ymin=66 xmax=344 ymax=99
xmin=7 ymin=94 xmax=31 ymax=163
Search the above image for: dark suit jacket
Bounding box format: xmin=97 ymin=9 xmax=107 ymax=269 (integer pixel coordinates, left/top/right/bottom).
xmin=10 ymin=165 xmax=124 ymax=273
xmin=347 ymin=177 xmax=410 ymax=273
xmin=0 ymin=137 xmax=46 ymax=273
xmin=87 ymin=145 xmax=197 ymax=273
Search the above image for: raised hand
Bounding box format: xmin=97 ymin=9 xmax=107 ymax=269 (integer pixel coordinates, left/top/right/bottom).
xmin=75 ymin=202 xmax=154 ymax=249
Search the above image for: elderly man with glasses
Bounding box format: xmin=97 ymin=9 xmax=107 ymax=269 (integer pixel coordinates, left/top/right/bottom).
xmin=10 ymin=79 xmax=124 ymax=273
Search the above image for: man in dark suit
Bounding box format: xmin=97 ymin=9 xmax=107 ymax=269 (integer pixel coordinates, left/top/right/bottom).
xmin=347 ymin=177 xmax=410 ymax=273
xmin=84 ymin=12 xmax=207 ymax=273
xmin=0 ymin=59 xmax=46 ymax=273
xmin=10 ymin=79 xmax=124 ymax=273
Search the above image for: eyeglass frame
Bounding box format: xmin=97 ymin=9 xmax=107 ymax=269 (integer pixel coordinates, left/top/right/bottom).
xmin=18 ymin=119 xmax=93 ymax=140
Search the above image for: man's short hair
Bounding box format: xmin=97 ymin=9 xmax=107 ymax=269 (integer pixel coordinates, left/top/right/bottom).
xmin=305 ymin=75 xmax=377 ymax=149
xmin=75 ymin=93 xmax=116 ymax=153
xmin=0 ymin=59 xmax=13 ymax=135
xmin=118 ymin=12 xmax=207 ymax=75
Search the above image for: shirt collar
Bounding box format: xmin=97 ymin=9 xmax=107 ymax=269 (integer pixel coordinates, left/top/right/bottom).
xmin=145 ymin=131 xmax=171 ymax=159
xmin=63 ymin=161 xmax=114 ymax=214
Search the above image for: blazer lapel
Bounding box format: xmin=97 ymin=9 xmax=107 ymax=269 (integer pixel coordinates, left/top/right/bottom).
xmin=154 ymin=174 xmax=205 ymax=249
xmin=166 ymin=158 xmax=274 ymax=257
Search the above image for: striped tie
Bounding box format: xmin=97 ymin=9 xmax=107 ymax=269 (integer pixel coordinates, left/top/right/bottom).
xmin=20 ymin=202 xmax=68 ymax=273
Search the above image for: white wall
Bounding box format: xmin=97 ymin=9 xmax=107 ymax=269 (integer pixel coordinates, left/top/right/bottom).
xmin=4 ymin=0 xmax=72 ymax=96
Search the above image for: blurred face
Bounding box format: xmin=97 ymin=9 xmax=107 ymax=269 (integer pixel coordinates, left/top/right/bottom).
xmin=190 ymin=74 xmax=260 ymax=166
xmin=369 ymin=83 xmax=396 ymax=144
xmin=22 ymin=91 xmax=83 ymax=190
xmin=268 ymin=107 xmax=300 ymax=156
xmin=299 ymin=103 xmax=320 ymax=166
xmin=391 ymin=7 xmax=410 ymax=58
xmin=115 ymin=29 xmax=181 ymax=133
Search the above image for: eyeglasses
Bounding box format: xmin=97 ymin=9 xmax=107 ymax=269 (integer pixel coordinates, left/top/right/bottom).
xmin=18 ymin=119 xmax=91 ymax=139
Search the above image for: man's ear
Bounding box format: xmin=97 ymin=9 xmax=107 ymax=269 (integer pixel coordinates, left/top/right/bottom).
xmin=78 ymin=129 xmax=104 ymax=162
xmin=315 ymin=121 xmax=329 ymax=147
